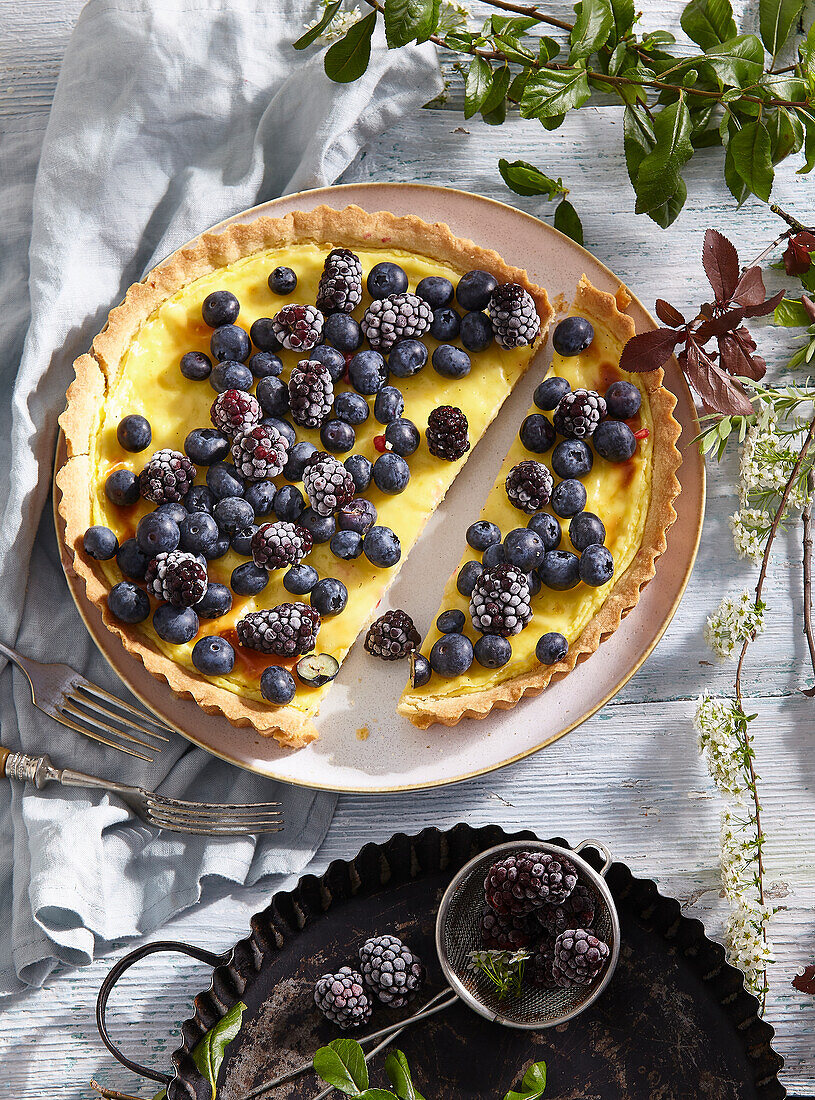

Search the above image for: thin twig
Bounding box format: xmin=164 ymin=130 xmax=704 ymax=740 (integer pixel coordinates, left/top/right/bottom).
xmin=474 ymin=0 xmax=572 ymax=31
xmin=802 ymin=470 xmax=815 ymax=696
xmin=89 ymin=1081 xmax=146 ymax=1100
xmin=770 ymin=204 xmax=811 ymax=234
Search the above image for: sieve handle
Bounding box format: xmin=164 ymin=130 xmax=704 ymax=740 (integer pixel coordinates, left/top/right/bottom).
xmin=575 ymin=838 xmax=613 ymax=876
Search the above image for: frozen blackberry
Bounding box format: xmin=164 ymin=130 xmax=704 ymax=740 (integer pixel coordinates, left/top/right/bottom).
xmin=288 ymin=359 xmax=334 ymax=429
xmin=553 ymin=928 xmax=610 ymax=987
xmin=426 ymin=405 xmax=470 ymax=461
xmin=231 ymin=423 xmax=289 ymax=480
xmin=316 ymin=248 xmax=363 ymax=313
xmin=488 ymin=283 xmax=540 ymax=348
xmin=469 ymin=563 xmax=532 ymax=637
xmin=251 ymin=521 xmax=313 ymax=570
xmin=361 ymin=292 xmax=433 ymax=351
xmin=480 ymin=907 xmax=536 ymax=950
xmin=271 ymin=303 xmax=324 ymax=351
xmin=144 ymin=550 xmax=207 ymax=607
xmin=210 ymin=389 xmax=261 ymax=436
xmin=303 ymin=453 xmax=356 ymax=517
xmin=236 ymin=603 xmax=321 ymax=657
xmin=139 ymin=449 xmax=197 ymax=504
xmin=505 ymin=460 xmax=553 ymax=513
xmin=359 ymin=935 xmax=425 ymax=1007
xmin=484 ymin=850 xmax=578 ymax=916
xmin=553 ymin=389 xmax=607 ymax=439
xmin=364 ymin=609 xmax=420 ymax=661
xmin=535 ymin=882 xmax=597 ymax=937
xmin=529 ymin=938 xmax=558 ymax=990
xmin=314 ymin=967 xmax=372 ymax=1030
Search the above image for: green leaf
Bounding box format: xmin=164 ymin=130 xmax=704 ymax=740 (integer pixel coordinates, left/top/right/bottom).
xmin=724 ymin=141 xmax=750 ymax=204
xmin=539 ymin=35 xmax=561 ymax=61
xmin=759 ymin=0 xmax=804 ymax=59
xmin=797 ymin=107 xmax=815 ymax=173
xmin=616 ymin=61 xmax=655 ymax=104
xmin=490 ymin=14 xmax=538 ymax=35
xmin=623 ymin=103 xmax=653 ymax=187
xmin=498 ymin=158 xmax=568 ymax=198
xmin=385 ymin=1050 xmax=426 ymax=1100
xmin=294 ymin=0 xmax=343 ymax=48
xmin=608 ymin=0 xmax=635 ymax=48
xmin=314 ymin=1039 xmax=370 ymax=1096
xmin=634 ymin=96 xmax=693 ymax=216
xmin=767 ymin=106 xmax=804 ymax=162
xmin=464 ymin=56 xmax=492 ymax=118
xmin=774 ymin=296 xmax=813 ymax=326
xmin=360 ymin=1092 xmax=401 ymax=1099
xmin=647 ymin=178 xmax=688 ymax=228
xmin=540 ymin=113 xmax=566 ymax=130
xmin=503 ymin=1060 xmax=548 ymax=1100
xmin=443 ymin=29 xmax=475 ymax=50
xmin=730 ymin=118 xmax=775 ymax=199
xmin=554 ymin=198 xmax=584 ymax=243
xmin=800 ymin=19 xmax=815 ymax=79
xmin=493 ymin=35 xmax=537 ymax=64
xmin=680 ymin=0 xmax=737 ymax=50
xmin=189 ymin=1002 xmax=246 ymax=1098
xmin=520 ymin=64 xmax=591 ymax=119
xmin=481 ymin=65 xmax=511 ymax=115
xmin=705 ymin=34 xmax=766 ymax=87
xmin=569 ymin=0 xmax=614 ymax=62
xmin=384 ymin=0 xmax=439 ymax=46
xmin=324 ymin=11 xmax=377 ymax=82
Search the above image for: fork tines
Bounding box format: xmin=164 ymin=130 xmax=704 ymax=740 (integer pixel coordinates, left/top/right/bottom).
xmin=63 ymin=681 xmax=172 ymax=760
xmin=145 ymin=794 xmax=283 ymax=835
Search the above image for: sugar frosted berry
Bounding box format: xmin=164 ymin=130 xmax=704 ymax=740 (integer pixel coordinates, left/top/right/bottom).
xmin=310 ymin=577 xmax=348 ymax=615
xmin=192 ymin=635 xmax=235 ymax=676
xmin=552 ymin=315 xmax=594 ymax=357
xmin=456 ymin=269 xmax=497 ymax=311
xmin=385 ymin=418 xmax=420 ymax=457
xmin=551 ymin=478 xmax=587 ymax=518
xmin=202 ymin=290 xmax=239 ymax=328
xmin=488 ymin=283 xmax=540 ymax=348
xmin=536 ymin=631 xmax=568 ymax=665
xmin=469 ymin=563 xmax=532 ymax=637
xmin=553 ymin=389 xmax=606 ymax=440
xmin=592 ymin=419 xmax=637 ymax=462
xmin=579 ymin=544 xmax=614 ymax=587
xmin=268 ymin=266 xmax=297 ymax=295
xmin=108 ymin=582 xmax=150 ymax=624
xmin=551 ymin=439 xmax=593 ymax=480
xmin=506 ymin=460 xmax=553 ymax=513
xmin=367 ymin=261 xmax=408 ymax=299
xmin=467 ymin=521 xmax=501 ymax=551
xmin=271 ymin=303 xmax=323 ymax=352
xmin=535 ymin=882 xmax=597 ymax=937
xmin=605 ymin=379 xmax=641 ymax=419
xmin=262 ymin=416 xmax=296 ymax=448
xmin=105 ymin=468 xmax=140 ymax=507
xmin=437 ymin=609 xmax=465 ymax=634
xmin=388 ymin=338 xmax=428 ymax=379
xmin=539 ymin=550 xmax=580 ymax=591
xmin=363 ymin=525 xmax=401 ymax=568
xmin=314 ymin=967 xmax=372 ymax=1030
xmin=237 ymin=603 xmax=321 ymax=657
xmin=137 ymin=511 xmax=180 ymax=555
xmin=503 ymin=527 xmax=545 ymax=572
xmin=180 ymin=351 xmax=212 ymax=381
xmin=362 ymin=292 xmax=433 ymax=352
xmin=430 ymin=632 xmax=474 ymax=676
xmin=456 ymin=559 xmax=483 ymax=597
xmin=553 ymin=928 xmax=610 ymax=987
xmin=474 ymin=634 xmax=512 ymax=669
xmin=83 ymin=526 xmax=118 ymax=560
xmin=365 ymin=609 xmax=421 ymax=660
xmin=316 ymin=248 xmax=363 ymax=314
xmin=485 ymin=850 xmax=578 ymax=916
xmin=534 ymin=376 xmax=571 ymax=411
xmin=303 ymin=453 xmax=356 ymax=516
xmin=211 ymin=389 xmax=261 ymax=436
xmin=527 ymin=511 xmax=561 ymax=551
xmin=251 ymin=521 xmax=313 ymax=570
xmin=569 ymin=511 xmax=605 ymax=551
xmin=348 ymin=349 xmax=388 ymax=395
xmin=145 ymin=550 xmax=208 ymax=607
xmin=288 ymin=359 xmax=334 ymax=429
xmin=117 ymin=415 xmax=151 ymax=452
xmin=358 ymin=934 xmax=425 ymax=1007
xmin=140 ymin=449 xmax=196 ymax=504
xmin=261 ymin=664 xmax=297 ymax=704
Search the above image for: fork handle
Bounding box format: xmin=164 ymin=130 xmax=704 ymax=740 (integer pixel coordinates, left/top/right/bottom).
xmin=0 ymin=748 xmax=57 ymax=788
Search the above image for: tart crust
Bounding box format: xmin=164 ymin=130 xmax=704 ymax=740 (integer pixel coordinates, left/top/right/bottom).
xmin=397 ymin=274 xmax=682 ymax=729
xmin=56 ymin=205 xmax=552 ymax=749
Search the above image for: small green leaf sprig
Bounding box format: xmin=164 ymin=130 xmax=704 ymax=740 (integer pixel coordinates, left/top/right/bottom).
xmin=467 ymin=947 xmax=531 ymax=999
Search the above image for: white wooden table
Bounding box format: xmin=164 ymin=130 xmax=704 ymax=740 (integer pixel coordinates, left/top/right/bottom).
xmin=1 ymin=3 xmax=814 ymax=1097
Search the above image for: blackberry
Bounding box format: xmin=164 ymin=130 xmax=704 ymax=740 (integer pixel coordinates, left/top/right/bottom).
xmin=145 ymin=550 xmax=208 ymax=607
xmin=426 ymin=405 xmax=470 ymax=461
xmin=553 ymin=928 xmax=610 ymax=987
xmin=505 ymin=460 xmax=553 ymax=513
xmin=535 ymin=882 xmax=597 ymax=937
xmin=364 ymin=609 xmax=420 ymax=660
xmin=469 ymin=563 xmax=532 ymax=637
xmin=289 ymin=360 xmax=334 ymax=428
xmin=139 ymin=449 xmax=197 ymax=504
xmin=484 ymin=850 xmax=578 ymax=916
xmin=251 ymin=521 xmax=313 ymax=570
xmin=271 ymin=303 xmax=324 ymax=351
xmin=488 ymin=283 xmax=540 ymax=348
xmin=361 ymin=292 xmax=432 ymax=351
xmin=303 ymin=453 xmax=356 ymax=516
xmin=210 ymin=389 xmax=261 ymax=436
xmin=553 ymin=389 xmax=607 ymax=439
xmin=236 ymin=603 xmax=321 ymax=657
xmin=359 ymin=935 xmax=425 ymax=1007
xmin=314 ymin=967 xmax=372 ymax=1030
xmin=316 ymin=248 xmax=363 ymax=313
xmin=529 ymin=938 xmax=558 ymax=990
xmin=231 ymin=424 xmax=289 ymax=481
xmin=480 ymin=907 xmax=536 ymax=950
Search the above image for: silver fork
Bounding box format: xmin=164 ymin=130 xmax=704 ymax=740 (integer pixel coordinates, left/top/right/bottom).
xmin=1 ymin=747 xmax=283 ymax=835
xmin=0 ymin=639 xmax=172 ymax=761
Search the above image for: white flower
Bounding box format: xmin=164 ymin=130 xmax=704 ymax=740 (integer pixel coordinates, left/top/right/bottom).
xmin=730 ymin=508 xmax=768 ymax=562
xmin=437 ymin=0 xmax=470 ymax=33
xmin=704 ymin=590 xmax=765 ymax=659
xmin=693 ymin=695 xmax=747 ymax=795
xmin=739 ymin=412 xmax=807 ymax=509
xmin=304 ymin=2 xmax=363 ymax=42
xmin=719 ymin=799 xmax=754 ymax=899
xmin=724 ymin=897 xmax=774 ymax=996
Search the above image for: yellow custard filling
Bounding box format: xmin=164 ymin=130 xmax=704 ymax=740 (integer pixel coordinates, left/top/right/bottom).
xmin=91 ymin=244 xmax=539 ymax=715
xmin=401 ymin=309 xmax=653 ymax=703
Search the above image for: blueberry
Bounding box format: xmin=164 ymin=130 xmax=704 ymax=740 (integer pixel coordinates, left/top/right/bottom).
xmin=388 ymin=339 xmax=428 ymax=378
xmin=430 ymin=632 xmax=474 ymax=676
xmin=367 ymin=262 xmax=408 ymax=299
xmin=373 ymin=452 xmax=410 ymax=494
xmin=262 ymin=416 xmax=296 ymax=448
xmin=249 ymin=351 xmax=283 ymax=379
xmin=437 ymin=608 xmax=465 ymax=633
xmin=180 ymin=511 xmax=220 ymax=558
xmin=456 ymin=270 xmax=498 ymax=312
xmin=520 ymin=413 xmax=556 ymax=454
xmin=250 ymin=317 xmax=283 ymax=353
xmin=283 ymin=441 xmax=318 ymax=481
xmin=460 ymin=311 xmax=493 ymax=352
xmin=345 ymin=454 xmax=373 ymax=493
xmin=83 ymin=525 xmax=118 ymax=560
xmin=569 ymin=511 xmax=605 ymax=551
xmin=195 ymin=582 xmax=233 ymax=619
xmin=284 ymin=564 xmax=319 ymax=595
xmin=539 ymin=549 xmax=580 ymax=590
xmin=536 ymin=632 xmax=568 ymax=665
xmin=348 ymin=350 xmax=388 ymax=395
xmin=474 ymin=634 xmax=512 ymax=669
xmin=117 ymin=415 xmax=152 ymax=452
xmin=384 ymin=418 xmax=420 ymax=457
xmin=273 ymin=484 xmax=305 ymax=522
xmin=268 ymin=266 xmax=297 ymax=295
xmin=231 ymin=524 xmax=258 ymax=556
xmin=256 ymin=375 xmax=290 ymax=417
xmin=593 ymin=420 xmax=637 ymax=462
xmin=429 ymin=308 xmax=461 ymax=341
xmin=503 ymin=528 xmax=545 ymax=572
xmin=213 ymin=496 xmax=254 ymax=532
xmin=320 ymin=419 xmax=356 ymax=454
xmin=527 ymin=570 xmax=542 ymax=597
xmin=410 ymin=653 xmax=432 ymax=688
xmin=210 ymin=324 xmax=250 ymax=363
xmin=245 ymin=479 xmax=277 ymax=517
xmin=466 ymin=521 xmax=501 ymax=551
xmin=457 ymin=559 xmax=483 ymax=597
xmin=105 ymin=468 xmax=140 ymax=507
xmin=324 ymin=312 xmax=362 ymax=352
xmin=185 ymin=428 xmax=230 ymax=466
xmin=185 ymin=484 xmax=216 ymax=514
xmin=210 ymin=533 xmax=231 ymax=559
xmin=481 ymin=542 xmax=506 ymax=568
xmin=432 ymin=344 xmax=471 ymax=379
xmin=335 ymin=391 xmax=370 ymax=426
xmin=579 ymin=544 xmax=615 ymax=587
xmin=363 ymin=525 xmax=401 ymax=567
xmin=108 ymin=582 xmax=150 ymax=624
xmin=374 ymin=386 xmax=405 ymax=424
xmin=180 ymin=351 xmax=213 ymax=381
xmin=551 ymin=478 xmax=587 ymax=518
xmin=605 ymin=380 xmax=641 ymax=419
xmin=551 ymin=439 xmax=593 ymax=480
xmin=192 ymin=635 xmax=235 ymax=675
xmin=153 ymin=604 xmax=199 ymax=644
xmin=210 ymin=360 xmax=253 ymax=392
xmin=534 ymin=376 xmax=571 ymax=411
xmin=330 ymin=529 xmax=363 ymax=560
xmin=116 ymin=538 xmax=149 ymax=580
xmin=527 ymin=511 xmax=561 ymax=551
xmin=337 ymin=497 xmax=377 ymax=534
xmin=552 ymin=316 xmax=594 ymax=357
xmin=416 ymin=275 xmax=454 ymax=309
xmin=202 ymin=290 xmax=240 ymax=328
xmin=137 ymin=511 xmax=179 ymax=555
xmin=309 ymin=344 xmax=346 ymax=381
xmin=261 ymin=665 xmax=297 ymax=704
xmin=299 ymin=507 xmax=336 ymax=544
xmin=231 ymin=561 xmax=269 ymax=596
xmin=311 ymin=577 xmax=348 ymax=615
xmin=155 ymin=501 xmax=188 ymax=525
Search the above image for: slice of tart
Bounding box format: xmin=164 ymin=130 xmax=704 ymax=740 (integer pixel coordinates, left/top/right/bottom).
xmin=398 ymin=275 xmax=681 ymax=729
xmin=57 ymin=206 xmax=552 ymax=748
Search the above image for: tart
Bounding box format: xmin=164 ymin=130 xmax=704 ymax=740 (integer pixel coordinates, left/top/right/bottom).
xmin=57 ymin=206 xmax=551 ymax=748
xmin=398 ymin=275 xmax=682 ymax=728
